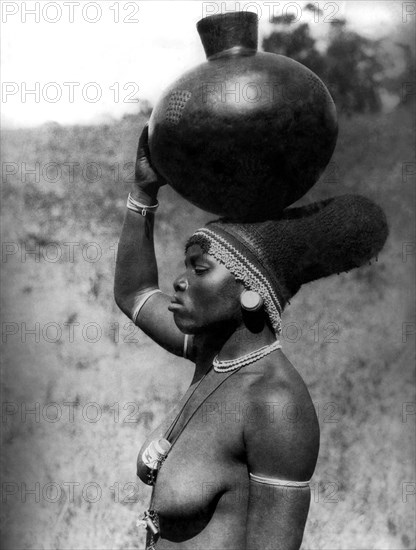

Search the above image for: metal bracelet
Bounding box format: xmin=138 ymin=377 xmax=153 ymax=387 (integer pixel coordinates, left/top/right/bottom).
xmin=127 ymin=193 xmax=159 ymax=216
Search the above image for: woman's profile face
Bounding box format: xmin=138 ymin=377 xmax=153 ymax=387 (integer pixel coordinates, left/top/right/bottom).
xmin=169 ymin=244 xmax=244 ymax=334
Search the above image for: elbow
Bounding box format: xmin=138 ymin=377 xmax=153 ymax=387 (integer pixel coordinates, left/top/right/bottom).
xmin=114 ymin=285 xmax=130 ymax=318
xmin=114 ymin=290 xmax=123 ymax=311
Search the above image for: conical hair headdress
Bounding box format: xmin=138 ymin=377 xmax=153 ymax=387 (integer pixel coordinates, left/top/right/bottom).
xmin=186 ymin=194 xmax=389 ymax=334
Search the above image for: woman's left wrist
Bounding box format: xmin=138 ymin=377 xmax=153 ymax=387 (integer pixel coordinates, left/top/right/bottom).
xmin=127 ymin=193 xmax=159 ymax=216
xmin=130 ymin=187 xmax=159 ymax=206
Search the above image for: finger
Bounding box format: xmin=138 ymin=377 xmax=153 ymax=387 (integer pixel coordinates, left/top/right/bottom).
xmin=138 ymin=123 xmax=149 ymax=148
xmin=137 ymin=123 xmax=150 ymax=160
xmin=135 ymin=155 xmax=157 ymax=181
xmin=135 ymin=122 xmax=167 ymax=185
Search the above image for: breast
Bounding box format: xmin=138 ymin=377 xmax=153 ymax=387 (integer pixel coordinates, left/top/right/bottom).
xmin=151 ymin=413 xmax=249 ymax=543
xmin=137 ymin=369 xmax=249 ymax=492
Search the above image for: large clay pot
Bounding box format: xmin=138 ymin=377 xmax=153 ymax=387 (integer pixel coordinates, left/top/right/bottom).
xmin=148 ymin=12 xmax=338 ymax=221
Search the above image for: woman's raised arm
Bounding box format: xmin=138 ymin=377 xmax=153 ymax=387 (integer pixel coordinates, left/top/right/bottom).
xmin=114 ymin=125 xmax=192 ymax=359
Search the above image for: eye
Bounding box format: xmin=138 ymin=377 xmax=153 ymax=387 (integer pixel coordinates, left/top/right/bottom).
xmin=193 ymin=265 xmax=208 ymax=275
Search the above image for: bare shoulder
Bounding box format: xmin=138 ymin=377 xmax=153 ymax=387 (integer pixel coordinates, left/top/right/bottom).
xmin=241 ymin=350 xmax=320 ymax=481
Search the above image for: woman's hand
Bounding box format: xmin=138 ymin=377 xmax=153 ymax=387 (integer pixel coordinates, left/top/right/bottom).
xmin=115 ymin=122 xmax=190 ymax=359
xmin=133 ymin=123 xmax=166 ymax=203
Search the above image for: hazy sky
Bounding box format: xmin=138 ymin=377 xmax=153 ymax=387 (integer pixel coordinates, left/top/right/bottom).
xmin=1 ymin=1 xmax=411 ymax=127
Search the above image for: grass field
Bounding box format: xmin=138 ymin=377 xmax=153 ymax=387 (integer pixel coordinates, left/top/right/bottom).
xmin=1 ymin=103 xmax=415 ymax=549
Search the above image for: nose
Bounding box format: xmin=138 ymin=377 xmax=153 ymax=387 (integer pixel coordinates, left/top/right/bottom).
xmin=173 ymin=274 xmax=189 ymax=292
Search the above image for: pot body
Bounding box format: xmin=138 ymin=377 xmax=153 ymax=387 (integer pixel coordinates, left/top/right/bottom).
xmin=148 ymin=17 xmax=337 ymax=220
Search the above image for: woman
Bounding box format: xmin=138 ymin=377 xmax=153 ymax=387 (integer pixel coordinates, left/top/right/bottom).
xmin=114 ymin=126 xmax=388 ymax=550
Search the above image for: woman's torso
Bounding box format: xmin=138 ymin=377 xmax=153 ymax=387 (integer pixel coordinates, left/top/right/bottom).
xmin=137 ymin=350 xmax=320 ymax=549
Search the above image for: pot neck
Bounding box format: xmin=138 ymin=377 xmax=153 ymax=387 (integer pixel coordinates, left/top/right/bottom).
xmin=207 ymin=46 xmax=257 ymax=61
xmin=197 ymin=11 xmax=258 ymax=59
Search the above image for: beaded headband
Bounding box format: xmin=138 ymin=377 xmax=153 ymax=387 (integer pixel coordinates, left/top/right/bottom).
xmin=186 ymin=227 xmax=283 ymax=334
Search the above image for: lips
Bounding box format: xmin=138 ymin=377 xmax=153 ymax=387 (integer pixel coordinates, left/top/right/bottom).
xmin=168 ymin=296 xmax=184 ymax=312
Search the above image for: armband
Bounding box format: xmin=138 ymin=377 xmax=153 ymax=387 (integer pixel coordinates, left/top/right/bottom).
xmin=132 ymin=289 xmax=162 ymax=324
xmin=183 ymin=334 xmax=189 ymax=359
xmin=249 ymin=473 xmax=310 ymax=488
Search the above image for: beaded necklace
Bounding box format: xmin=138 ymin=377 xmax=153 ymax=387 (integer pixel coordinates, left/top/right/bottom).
xmin=213 ymin=339 xmax=282 ymax=373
